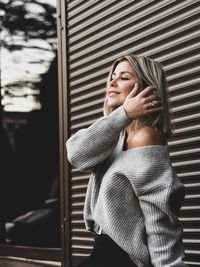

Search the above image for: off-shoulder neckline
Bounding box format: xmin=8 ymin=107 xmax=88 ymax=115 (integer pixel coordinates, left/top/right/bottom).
xmin=121 ymin=144 xmax=168 ymax=153
xmin=119 ymin=131 xmax=168 ymax=153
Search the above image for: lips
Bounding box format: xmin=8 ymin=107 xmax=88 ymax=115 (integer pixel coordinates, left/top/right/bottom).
xmin=108 ymin=90 xmax=120 ymax=97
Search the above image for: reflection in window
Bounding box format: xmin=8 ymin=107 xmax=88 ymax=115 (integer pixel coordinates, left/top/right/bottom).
xmin=0 ymin=0 xmax=60 ymax=247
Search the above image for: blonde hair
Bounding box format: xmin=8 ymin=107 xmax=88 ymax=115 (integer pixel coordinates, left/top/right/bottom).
xmin=103 ymin=54 xmax=172 ymax=137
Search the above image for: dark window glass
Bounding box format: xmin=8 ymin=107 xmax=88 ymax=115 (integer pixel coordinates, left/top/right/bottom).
xmin=0 ymin=0 xmax=60 ymax=248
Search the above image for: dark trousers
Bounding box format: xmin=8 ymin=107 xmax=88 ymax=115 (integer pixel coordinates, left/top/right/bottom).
xmin=74 ymin=234 xmax=137 ymax=267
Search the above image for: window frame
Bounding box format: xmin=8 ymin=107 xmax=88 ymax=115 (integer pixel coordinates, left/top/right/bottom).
xmin=0 ymin=0 xmax=70 ymax=266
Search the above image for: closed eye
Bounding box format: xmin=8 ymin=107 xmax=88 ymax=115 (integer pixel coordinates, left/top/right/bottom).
xmin=121 ymin=77 xmax=129 ymax=80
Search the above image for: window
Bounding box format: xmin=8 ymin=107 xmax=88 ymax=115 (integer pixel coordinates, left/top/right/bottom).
xmin=0 ymin=0 xmax=61 ymax=258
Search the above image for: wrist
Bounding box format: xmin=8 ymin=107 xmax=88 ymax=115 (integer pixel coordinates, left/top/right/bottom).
xmin=122 ymin=104 xmax=133 ymax=120
xmin=108 ymin=106 xmax=131 ymax=131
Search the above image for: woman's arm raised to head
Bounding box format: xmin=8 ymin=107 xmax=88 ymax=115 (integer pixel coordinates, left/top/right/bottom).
xmin=66 ymin=86 xmax=162 ymax=172
xmin=66 ymin=106 xmax=131 ymax=172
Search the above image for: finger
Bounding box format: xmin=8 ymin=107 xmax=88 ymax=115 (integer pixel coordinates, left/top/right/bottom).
xmin=126 ymin=83 xmax=139 ymax=99
xmin=140 ymin=86 xmax=157 ymax=97
xmin=145 ymin=100 xmax=161 ymax=110
xmin=145 ymin=105 xmax=163 ymax=115
xmin=145 ymin=94 xmax=160 ymax=103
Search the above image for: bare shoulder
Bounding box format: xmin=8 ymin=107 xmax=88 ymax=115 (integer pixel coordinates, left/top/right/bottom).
xmin=131 ymin=126 xmax=166 ymax=148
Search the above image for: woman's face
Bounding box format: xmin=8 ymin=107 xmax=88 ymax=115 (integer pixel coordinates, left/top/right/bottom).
xmin=106 ymin=60 xmax=139 ymax=109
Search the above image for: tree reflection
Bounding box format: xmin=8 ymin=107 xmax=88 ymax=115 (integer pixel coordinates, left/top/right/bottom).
xmin=0 ymin=0 xmax=60 ymax=247
xmin=0 ymin=0 xmax=56 ymax=111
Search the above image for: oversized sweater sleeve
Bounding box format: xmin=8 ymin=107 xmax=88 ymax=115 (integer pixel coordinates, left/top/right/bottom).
xmin=128 ymin=146 xmax=187 ymax=267
xmin=66 ymin=106 xmax=131 ymax=171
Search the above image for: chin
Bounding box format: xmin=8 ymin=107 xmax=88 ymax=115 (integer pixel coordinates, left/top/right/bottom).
xmin=107 ymin=100 xmax=122 ymax=109
xmin=107 ymin=104 xmax=120 ymax=110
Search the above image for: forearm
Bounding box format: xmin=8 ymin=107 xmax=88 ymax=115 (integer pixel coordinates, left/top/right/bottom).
xmin=126 ymin=147 xmax=187 ymax=266
xmin=139 ymin=186 xmax=187 ymax=267
xmin=66 ymin=106 xmax=131 ymax=171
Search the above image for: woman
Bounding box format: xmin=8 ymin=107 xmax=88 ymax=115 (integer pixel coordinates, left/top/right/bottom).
xmin=66 ymin=55 xmax=187 ymax=267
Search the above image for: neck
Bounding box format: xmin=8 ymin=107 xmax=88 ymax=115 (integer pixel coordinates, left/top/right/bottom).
xmin=125 ymin=120 xmax=140 ymax=137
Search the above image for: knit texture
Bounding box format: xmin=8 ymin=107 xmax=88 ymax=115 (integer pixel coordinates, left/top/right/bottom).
xmin=66 ymin=106 xmax=187 ymax=267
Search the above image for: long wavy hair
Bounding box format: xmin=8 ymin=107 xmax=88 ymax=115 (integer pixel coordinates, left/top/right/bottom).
xmin=103 ymin=54 xmax=172 ymax=137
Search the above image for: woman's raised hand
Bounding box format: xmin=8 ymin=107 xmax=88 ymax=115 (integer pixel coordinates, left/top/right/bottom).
xmin=123 ymin=83 xmax=162 ymax=120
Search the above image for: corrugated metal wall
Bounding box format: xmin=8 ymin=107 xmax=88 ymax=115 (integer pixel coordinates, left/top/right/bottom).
xmin=66 ymin=0 xmax=200 ymax=266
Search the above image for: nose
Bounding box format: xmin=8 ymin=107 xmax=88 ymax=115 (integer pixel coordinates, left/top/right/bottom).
xmin=110 ymin=77 xmax=117 ymax=86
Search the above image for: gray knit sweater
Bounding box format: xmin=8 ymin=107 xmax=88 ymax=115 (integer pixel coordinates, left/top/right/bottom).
xmin=66 ymin=106 xmax=187 ymax=267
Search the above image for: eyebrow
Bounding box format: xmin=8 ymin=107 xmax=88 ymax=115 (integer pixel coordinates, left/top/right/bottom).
xmin=112 ymin=71 xmax=135 ymax=76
